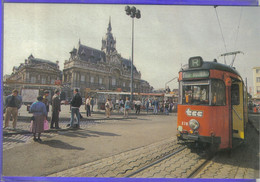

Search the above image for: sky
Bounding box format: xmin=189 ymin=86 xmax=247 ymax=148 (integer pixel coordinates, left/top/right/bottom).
xmin=3 ymin=4 xmax=260 ymax=91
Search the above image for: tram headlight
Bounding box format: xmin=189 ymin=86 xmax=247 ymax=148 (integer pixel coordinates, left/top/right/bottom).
xmin=189 ymin=119 xmax=200 ymax=130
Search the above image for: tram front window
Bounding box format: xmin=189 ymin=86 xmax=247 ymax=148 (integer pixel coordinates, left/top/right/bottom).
xmin=182 ymin=84 xmax=209 ymax=105
xmin=181 ymin=80 xmax=226 ymax=106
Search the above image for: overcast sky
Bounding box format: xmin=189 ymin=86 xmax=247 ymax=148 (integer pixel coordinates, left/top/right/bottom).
xmin=3 ymin=4 xmax=260 ymax=91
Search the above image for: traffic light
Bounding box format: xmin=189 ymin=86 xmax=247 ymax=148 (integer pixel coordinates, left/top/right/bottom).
xmin=125 ymin=6 xmax=131 ymax=15
xmin=136 ymin=10 xmax=141 ymax=19
xmin=130 ymin=6 xmax=136 ymax=18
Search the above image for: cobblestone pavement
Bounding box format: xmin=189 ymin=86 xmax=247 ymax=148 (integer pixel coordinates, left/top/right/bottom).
xmin=193 ymin=123 xmax=259 ymax=179
xmin=48 ymin=137 xmax=182 ymax=177
xmin=131 ymin=148 xmax=206 ymax=178
xmin=133 ymin=121 xmax=259 ymax=179
xmin=48 ymin=115 xmax=259 ymax=179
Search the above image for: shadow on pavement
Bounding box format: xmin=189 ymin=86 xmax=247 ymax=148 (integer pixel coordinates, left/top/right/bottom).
xmin=3 ymin=138 xmax=26 ymax=143
xmin=57 ymin=130 xmax=120 ymax=138
xmin=40 ymin=140 xmax=85 ymax=150
xmin=86 ymin=130 xmax=121 ymax=137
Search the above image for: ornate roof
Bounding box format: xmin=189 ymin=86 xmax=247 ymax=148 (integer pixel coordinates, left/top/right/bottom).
xmin=28 ymin=58 xmax=58 ymax=68
xmin=122 ymin=58 xmax=137 ymax=71
xmin=77 ymin=44 xmax=106 ymax=64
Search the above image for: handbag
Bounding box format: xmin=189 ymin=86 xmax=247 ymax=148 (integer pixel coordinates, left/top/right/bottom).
xmin=30 ymin=120 xmax=33 ymax=132
xmin=44 ymin=119 xmax=49 ymax=130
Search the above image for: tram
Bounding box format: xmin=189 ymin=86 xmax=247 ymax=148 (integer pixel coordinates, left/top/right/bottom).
xmin=177 ymin=56 xmax=248 ymax=150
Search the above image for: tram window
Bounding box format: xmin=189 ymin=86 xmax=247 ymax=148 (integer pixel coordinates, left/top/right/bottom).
xmin=211 ymin=80 xmax=226 ymax=106
xmin=182 ymin=85 xmax=209 ymax=105
xmin=231 ymin=84 xmax=240 ymax=105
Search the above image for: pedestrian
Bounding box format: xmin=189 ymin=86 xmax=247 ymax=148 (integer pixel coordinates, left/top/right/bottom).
xmin=105 ymin=99 xmax=111 ymax=118
xmin=109 ymin=99 xmax=113 ymax=112
xmin=69 ymin=89 xmax=82 ymax=129
xmin=145 ymin=98 xmax=150 ymax=114
xmin=135 ymin=99 xmax=141 ymax=114
xmin=29 ymin=96 xmax=47 ymax=142
xmin=119 ymin=99 xmax=124 ymax=113
xmin=164 ymin=100 xmax=169 ymax=115
xmin=42 ymin=90 xmax=50 ymax=117
xmin=50 ymin=89 xmax=61 ymax=129
xmin=124 ymin=97 xmax=130 ymax=118
xmin=160 ymin=102 xmax=164 ymax=113
xmin=4 ymin=89 xmax=22 ymax=129
xmin=169 ymin=102 xmax=173 ymax=112
xmin=90 ymin=97 xmax=95 ymax=112
xmin=153 ymin=99 xmax=159 ymax=114
xmin=116 ymin=99 xmax=120 ymax=113
xmin=85 ymin=96 xmax=91 ymax=117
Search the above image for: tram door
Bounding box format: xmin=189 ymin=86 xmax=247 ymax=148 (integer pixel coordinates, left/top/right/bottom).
xmin=231 ymin=81 xmax=245 ymax=140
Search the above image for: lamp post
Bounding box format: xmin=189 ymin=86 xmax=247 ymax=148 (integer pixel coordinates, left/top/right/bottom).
xmin=165 ymin=77 xmax=178 ymax=93
xmin=125 ymin=6 xmax=141 ymax=103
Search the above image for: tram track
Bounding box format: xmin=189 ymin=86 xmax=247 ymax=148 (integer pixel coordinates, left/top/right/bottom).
xmin=124 ymin=146 xmax=187 ymax=177
xmin=126 ymin=145 xmax=211 ymax=178
xmin=187 ymin=155 xmax=213 ymax=178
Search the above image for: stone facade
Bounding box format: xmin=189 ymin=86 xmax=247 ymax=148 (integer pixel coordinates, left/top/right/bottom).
xmin=4 ymin=54 xmax=62 ymax=97
xmin=253 ymin=66 xmax=260 ymax=99
xmin=62 ymin=19 xmax=151 ymax=98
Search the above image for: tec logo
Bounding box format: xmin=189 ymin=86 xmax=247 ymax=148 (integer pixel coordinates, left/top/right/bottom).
xmin=186 ymin=108 xmax=203 ymax=117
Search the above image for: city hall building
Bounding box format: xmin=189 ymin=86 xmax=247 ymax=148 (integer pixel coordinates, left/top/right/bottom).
xmin=62 ymin=19 xmax=151 ymax=98
xmin=4 ymin=19 xmax=152 ymax=100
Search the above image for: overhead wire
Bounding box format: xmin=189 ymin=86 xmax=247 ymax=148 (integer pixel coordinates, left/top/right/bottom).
xmin=214 ymin=6 xmax=228 ymax=54
xmin=234 ymin=7 xmax=243 ymax=51
xmin=214 ymin=6 xmax=244 ymax=66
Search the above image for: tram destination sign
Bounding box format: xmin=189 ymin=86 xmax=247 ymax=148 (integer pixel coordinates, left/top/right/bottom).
xmin=183 ymin=70 xmax=209 ymax=79
xmin=189 ymin=56 xmax=203 ymax=68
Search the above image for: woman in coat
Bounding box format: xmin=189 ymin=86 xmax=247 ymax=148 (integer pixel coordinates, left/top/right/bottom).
xmin=105 ymin=99 xmax=111 ymax=118
xmin=29 ymin=96 xmax=47 ymax=142
xmin=124 ymin=97 xmax=130 ymax=118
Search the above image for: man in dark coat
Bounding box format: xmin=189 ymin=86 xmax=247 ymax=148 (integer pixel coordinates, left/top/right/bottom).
xmin=50 ymin=89 xmax=61 ymax=129
xmin=69 ymin=89 xmax=82 ymax=129
xmin=4 ymin=89 xmax=22 ymax=129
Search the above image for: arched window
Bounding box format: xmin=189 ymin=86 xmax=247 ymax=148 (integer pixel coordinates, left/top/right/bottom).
xmin=112 ymin=78 xmax=116 ymax=86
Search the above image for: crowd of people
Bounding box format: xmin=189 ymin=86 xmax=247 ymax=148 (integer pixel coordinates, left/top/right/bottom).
xmin=3 ymin=89 xmax=176 ymax=142
xmin=107 ymin=97 xmax=177 ymax=116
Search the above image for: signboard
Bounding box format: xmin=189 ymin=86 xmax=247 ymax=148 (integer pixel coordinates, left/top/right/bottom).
xmin=188 ymin=56 xmax=203 ymax=68
xmin=21 ymin=89 xmax=39 ymax=104
xmin=183 ymin=70 xmax=209 ymax=79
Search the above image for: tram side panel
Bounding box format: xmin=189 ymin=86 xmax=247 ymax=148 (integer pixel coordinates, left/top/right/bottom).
xmin=231 ymin=82 xmax=245 ymax=140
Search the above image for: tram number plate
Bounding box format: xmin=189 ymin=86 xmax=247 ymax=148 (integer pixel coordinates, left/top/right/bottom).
xmin=182 ymin=121 xmax=189 ymax=126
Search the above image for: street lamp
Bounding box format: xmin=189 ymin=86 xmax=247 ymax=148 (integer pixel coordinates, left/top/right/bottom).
xmin=125 ymin=6 xmax=141 ymax=103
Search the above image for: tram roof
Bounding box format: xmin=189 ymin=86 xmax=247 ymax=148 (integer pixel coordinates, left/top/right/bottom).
xmin=180 ymin=61 xmax=241 ymax=77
